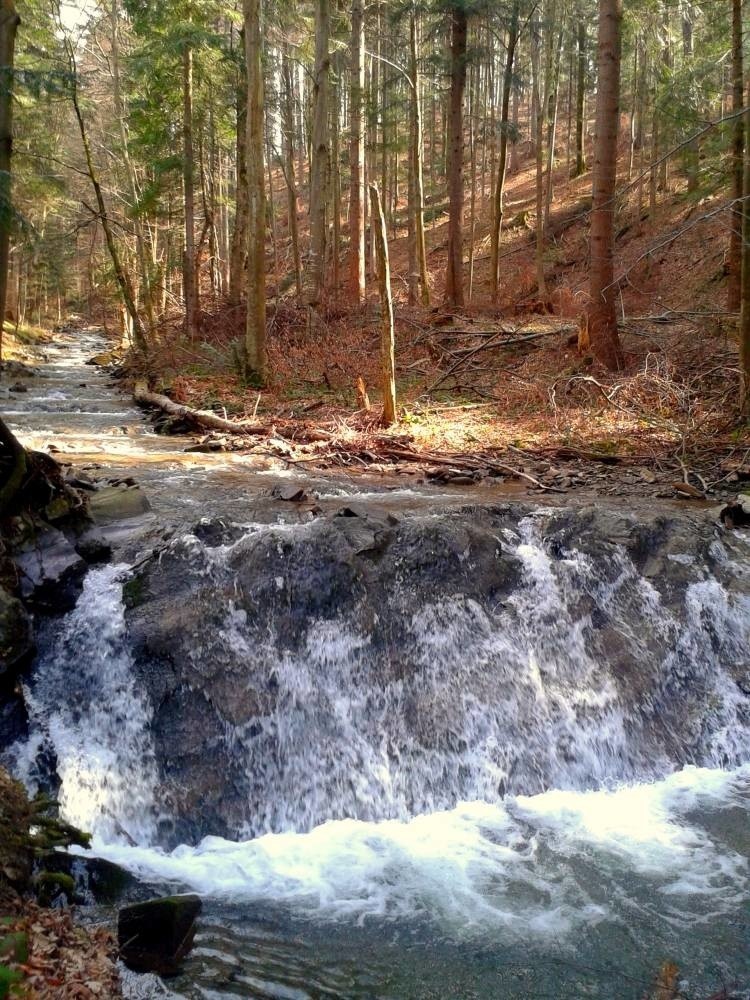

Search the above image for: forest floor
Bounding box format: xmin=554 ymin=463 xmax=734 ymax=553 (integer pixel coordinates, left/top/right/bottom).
xmin=126 ymin=140 xmax=748 ymax=504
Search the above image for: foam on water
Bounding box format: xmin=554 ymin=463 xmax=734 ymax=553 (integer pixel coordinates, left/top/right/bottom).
xmin=80 ymin=764 xmax=749 ymax=942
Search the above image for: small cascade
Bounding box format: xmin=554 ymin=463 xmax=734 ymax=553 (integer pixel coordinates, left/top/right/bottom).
xmin=15 ymin=508 xmax=750 ymax=849
xmin=16 ymin=565 xmax=159 ymax=844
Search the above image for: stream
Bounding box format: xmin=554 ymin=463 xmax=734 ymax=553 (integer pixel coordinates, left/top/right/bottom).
xmin=4 ymin=331 xmax=750 ymax=999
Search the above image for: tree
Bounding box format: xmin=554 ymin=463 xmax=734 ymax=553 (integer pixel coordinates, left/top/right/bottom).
xmin=587 ymin=0 xmax=623 ymax=369
xmin=348 ymin=0 xmax=366 ymax=303
xmin=370 ymin=184 xmax=397 ymax=425
xmin=489 ymin=0 xmax=520 ymax=301
xmin=244 ymin=0 xmax=266 ymax=382
xmin=0 ymin=0 xmax=19 ymax=365
xmin=304 ymin=0 xmax=330 ymax=319
xmin=728 ymin=0 xmax=744 ymax=311
xmin=445 ymin=2 xmax=468 ymax=307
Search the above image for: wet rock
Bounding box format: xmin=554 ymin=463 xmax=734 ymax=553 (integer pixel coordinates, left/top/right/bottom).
xmin=39 ymin=852 xmax=137 ymax=905
xmin=0 ymin=586 xmax=34 ymax=677
xmin=74 ymin=531 xmax=112 ymax=565
xmin=88 ymin=485 xmax=151 ymax=525
xmin=118 ymin=894 xmax=202 ymax=976
xmin=13 ymin=528 xmax=86 ymax=611
xmin=9 ymin=383 xmax=28 ymax=394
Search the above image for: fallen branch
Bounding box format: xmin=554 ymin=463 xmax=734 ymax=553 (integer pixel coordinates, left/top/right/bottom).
xmin=133 ymin=380 xmax=272 ymax=436
xmin=427 ymin=326 xmax=575 ymax=394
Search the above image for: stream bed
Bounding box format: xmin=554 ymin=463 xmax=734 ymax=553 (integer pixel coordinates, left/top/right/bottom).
xmin=4 ymin=332 xmax=750 ymax=999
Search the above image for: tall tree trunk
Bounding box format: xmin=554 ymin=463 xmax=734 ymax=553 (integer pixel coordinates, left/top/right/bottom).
xmin=65 ymin=36 xmax=148 ymax=354
xmin=445 ymin=5 xmax=468 ymax=308
xmin=304 ymin=0 xmax=330 ymax=316
xmin=348 ymin=0 xmax=365 ymax=303
xmin=532 ymin=19 xmax=546 ymax=296
xmin=110 ymin=0 xmax=155 ymax=336
xmin=740 ymin=80 xmax=750 ymax=409
xmin=409 ymin=10 xmax=429 ymax=306
xmin=728 ymin=0 xmax=744 ymax=311
xmin=244 ymin=0 xmax=266 ymax=382
xmin=587 ymin=0 xmax=624 ymax=370
xmin=282 ymin=46 xmax=302 ymax=299
xmin=182 ymin=44 xmax=198 ymax=338
xmin=369 ymin=185 xmax=396 ymax=426
xmin=229 ymin=29 xmax=248 ymax=307
xmin=574 ymin=18 xmax=586 ymax=176
xmin=0 ymin=0 xmax=19 ymax=366
xmin=490 ymin=0 xmax=519 ymax=301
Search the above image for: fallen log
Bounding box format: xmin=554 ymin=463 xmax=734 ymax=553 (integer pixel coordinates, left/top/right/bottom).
xmin=133 ymin=381 xmax=272 ymax=436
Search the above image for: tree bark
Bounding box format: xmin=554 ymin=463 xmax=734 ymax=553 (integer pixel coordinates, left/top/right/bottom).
xmin=728 ymin=0 xmax=744 ymax=311
xmin=229 ymin=29 xmax=248 ymax=307
xmin=0 ymin=0 xmax=19 ymax=366
xmin=587 ymin=0 xmax=624 ymax=370
xmin=369 ymin=185 xmax=397 ymax=426
xmin=408 ymin=10 xmax=429 ymax=306
xmin=490 ymin=0 xmax=519 ymax=300
xmin=348 ymin=0 xmax=366 ymax=303
xmin=304 ymin=0 xmax=331 ymax=316
xmin=244 ymin=0 xmax=266 ymax=382
xmin=574 ymin=19 xmax=586 ymax=176
xmin=740 ymin=80 xmax=750 ymax=410
xmin=445 ymin=5 xmax=468 ymax=308
xmin=282 ymin=46 xmax=302 ymax=299
xmin=182 ymin=44 xmax=198 ymax=338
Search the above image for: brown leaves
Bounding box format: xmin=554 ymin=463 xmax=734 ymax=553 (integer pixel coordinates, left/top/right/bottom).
xmin=3 ymin=904 xmax=121 ymax=1000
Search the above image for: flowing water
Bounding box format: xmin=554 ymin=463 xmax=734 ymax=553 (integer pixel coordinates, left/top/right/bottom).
xmin=5 ymin=333 xmax=750 ymax=999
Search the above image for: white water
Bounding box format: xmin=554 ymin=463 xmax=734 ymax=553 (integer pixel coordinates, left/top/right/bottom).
xmin=79 ymin=764 xmax=750 ymax=944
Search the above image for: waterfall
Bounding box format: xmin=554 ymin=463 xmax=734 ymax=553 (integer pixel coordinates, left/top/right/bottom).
xmin=14 ymin=509 xmax=750 ymax=848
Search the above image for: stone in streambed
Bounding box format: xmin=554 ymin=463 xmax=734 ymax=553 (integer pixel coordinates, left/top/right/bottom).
xmin=88 ymin=484 xmax=151 ymax=525
xmin=118 ymin=894 xmax=202 ymax=976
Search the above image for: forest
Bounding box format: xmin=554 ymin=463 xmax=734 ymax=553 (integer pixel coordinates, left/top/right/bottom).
xmin=0 ymin=0 xmax=748 ymax=493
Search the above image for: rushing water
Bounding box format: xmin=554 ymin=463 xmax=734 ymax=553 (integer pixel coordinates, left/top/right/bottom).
xmin=6 ymin=334 xmax=750 ymax=999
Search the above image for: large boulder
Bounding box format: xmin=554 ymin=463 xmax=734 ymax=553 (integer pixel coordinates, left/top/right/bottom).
xmin=118 ymin=894 xmax=201 ymax=976
xmin=114 ymin=502 xmax=750 ymax=846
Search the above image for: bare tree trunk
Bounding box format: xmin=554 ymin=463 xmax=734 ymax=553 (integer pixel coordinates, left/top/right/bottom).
xmin=348 ymin=0 xmax=366 ymax=303
xmin=490 ymin=0 xmax=519 ymax=301
xmin=728 ymin=0 xmax=744 ymax=311
xmin=282 ymin=47 xmax=302 ymax=299
xmin=110 ymin=0 xmax=155 ymax=336
xmin=183 ymin=45 xmax=198 ymax=338
xmin=304 ymin=0 xmax=330 ymax=317
xmin=574 ymin=18 xmax=586 ymax=176
xmin=0 ymin=0 xmax=19 ymax=366
xmin=65 ymin=35 xmax=148 ymax=354
xmin=244 ymin=0 xmax=266 ymax=382
xmin=445 ymin=5 xmax=468 ymax=308
xmin=409 ymin=9 xmax=429 ymax=306
xmin=587 ymin=0 xmax=624 ymax=370
xmin=369 ymin=185 xmax=396 ymax=426
xmin=229 ymin=29 xmax=248 ymax=307
xmin=741 ymin=80 xmax=750 ymax=409
xmin=532 ymin=19 xmax=546 ymax=296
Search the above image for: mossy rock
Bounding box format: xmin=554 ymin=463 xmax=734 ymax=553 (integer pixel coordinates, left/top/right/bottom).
xmin=123 ymin=574 xmax=147 ymax=609
xmin=118 ymin=894 xmax=202 ymax=976
xmin=34 ymin=871 xmax=75 ymax=907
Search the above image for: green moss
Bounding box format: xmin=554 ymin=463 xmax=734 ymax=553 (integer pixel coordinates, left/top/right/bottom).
xmin=34 ymin=871 xmax=75 ymax=906
xmin=123 ymin=574 xmax=146 ymax=609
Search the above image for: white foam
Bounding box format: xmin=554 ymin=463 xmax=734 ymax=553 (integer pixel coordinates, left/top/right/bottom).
xmin=81 ymin=765 xmax=749 ymax=942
